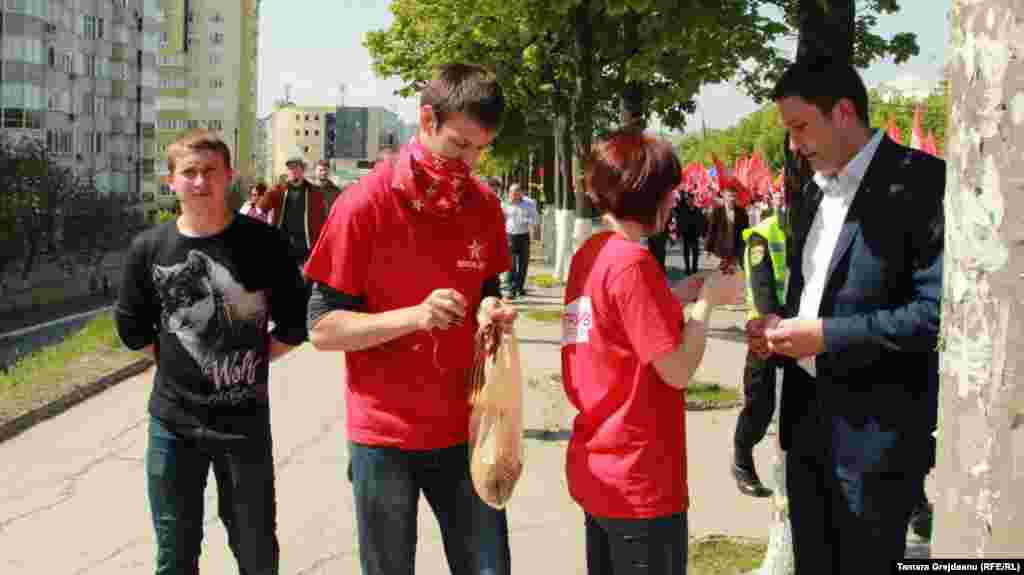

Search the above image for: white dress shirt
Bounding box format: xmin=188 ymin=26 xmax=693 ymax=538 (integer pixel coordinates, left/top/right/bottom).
xmin=503 ymin=197 xmax=538 ymax=236
xmin=796 ymin=129 xmax=884 ymax=377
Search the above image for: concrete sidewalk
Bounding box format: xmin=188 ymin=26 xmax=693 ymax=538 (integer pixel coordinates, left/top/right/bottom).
xmin=0 ymin=247 xmax=776 ymax=574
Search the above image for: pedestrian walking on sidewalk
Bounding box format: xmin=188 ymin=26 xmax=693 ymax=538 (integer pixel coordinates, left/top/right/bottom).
xmin=751 ymin=59 xmax=944 ymax=574
xmin=561 ymin=129 xmax=743 ymax=575
xmin=672 ymin=190 xmax=706 ymax=275
xmin=304 ymin=63 xmax=517 ymax=575
xmin=115 ymin=129 xmax=308 ymax=575
xmin=502 ymin=183 xmax=538 ymax=298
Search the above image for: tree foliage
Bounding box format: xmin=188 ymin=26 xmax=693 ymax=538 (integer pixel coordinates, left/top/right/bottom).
xmin=674 ymin=85 xmax=947 ymax=169
xmin=0 ymin=134 xmax=134 ymax=280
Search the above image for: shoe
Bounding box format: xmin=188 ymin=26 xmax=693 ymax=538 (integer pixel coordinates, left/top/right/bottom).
xmin=731 ymin=463 xmax=773 ymax=498
xmin=909 ymin=501 xmax=933 ymax=540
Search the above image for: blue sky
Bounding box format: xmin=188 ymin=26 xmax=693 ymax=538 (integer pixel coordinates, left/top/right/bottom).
xmin=258 ymin=0 xmax=950 ymax=131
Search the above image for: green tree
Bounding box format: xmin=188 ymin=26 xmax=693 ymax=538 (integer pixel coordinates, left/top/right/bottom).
xmin=0 ymin=133 xmax=133 ymax=281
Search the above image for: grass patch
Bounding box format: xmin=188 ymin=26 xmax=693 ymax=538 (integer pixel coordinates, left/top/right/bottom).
xmin=0 ymin=312 xmax=145 ymax=424
xmin=30 ymin=285 xmax=72 ymax=307
xmin=689 ymin=535 xmax=767 ymax=575
xmin=687 ymin=381 xmax=741 ymax=403
xmin=527 ymin=274 xmax=560 ymax=288
xmin=522 ymin=309 xmax=563 ymax=323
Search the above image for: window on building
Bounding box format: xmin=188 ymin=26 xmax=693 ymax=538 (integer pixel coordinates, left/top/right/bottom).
xmin=209 ymin=53 xmax=222 ymax=65
xmin=295 ymin=130 xmax=301 ymax=137
xmin=315 ymin=130 xmax=319 ymax=136
xmin=305 ymin=114 xmax=310 ymax=121
xmin=305 ymin=130 xmax=309 ymax=136
xmin=98 ymin=18 xmax=104 ymax=39
xmin=209 ymin=32 xmax=223 ymax=45
xmin=210 ymin=78 xmax=223 ymax=89
xmin=82 ymin=15 xmax=97 ymax=40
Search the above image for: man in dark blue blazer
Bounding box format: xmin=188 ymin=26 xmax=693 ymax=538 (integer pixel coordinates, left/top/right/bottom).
xmin=750 ymin=60 xmax=944 ymax=574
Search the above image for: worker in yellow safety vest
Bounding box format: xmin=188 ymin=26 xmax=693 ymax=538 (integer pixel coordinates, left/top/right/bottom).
xmin=731 ymin=190 xmax=787 ymax=498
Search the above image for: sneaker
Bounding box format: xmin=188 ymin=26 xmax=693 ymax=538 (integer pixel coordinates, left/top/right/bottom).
xmin=731 ymin=463 xmax=773 ymax=498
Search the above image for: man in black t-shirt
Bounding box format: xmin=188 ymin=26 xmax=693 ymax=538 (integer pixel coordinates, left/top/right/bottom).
xmin=116 ymin=130 xmax=307 ymax=575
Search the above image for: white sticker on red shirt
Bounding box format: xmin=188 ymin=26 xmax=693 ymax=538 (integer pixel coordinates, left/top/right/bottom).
xmin=562 ymin=296 xmax=593 ymax=346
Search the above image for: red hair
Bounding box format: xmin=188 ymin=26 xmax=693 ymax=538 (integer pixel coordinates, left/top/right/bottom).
xmin=585 ymin=130 xmax=681 ymax=228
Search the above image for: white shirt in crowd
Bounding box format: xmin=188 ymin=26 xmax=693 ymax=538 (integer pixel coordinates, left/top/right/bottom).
xmin=796 ymin=128 xmax=884 ymax=377
xmin=503 ymin=196 xmax=538 ymax=236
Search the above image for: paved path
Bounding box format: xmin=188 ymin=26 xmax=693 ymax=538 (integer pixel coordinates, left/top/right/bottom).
xmin=0 ymin=249 xmax=779 ymax=574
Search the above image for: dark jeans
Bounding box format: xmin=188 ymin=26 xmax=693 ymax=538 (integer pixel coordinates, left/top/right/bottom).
xmin=585 ymin=512 xmax=688 ymax=575
xmin=733 ymin=351 xmax=777 ymax=464
xmin=507 ymin=233 xmax=530 ymax=293
xmin=644 ymin=233 xmax=669 ymax=273
xmin=348 ymin=441 xmax=511 ymax=575
xmin=146 ymin=417 xmax=279 ymax=575
xmin=786 ymin=450 xmax=924 ymax=574
xmin=680 ymin=236 xmax=701 ymax=275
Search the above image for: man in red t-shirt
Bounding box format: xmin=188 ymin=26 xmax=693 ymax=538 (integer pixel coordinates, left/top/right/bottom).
xmin=562 ymin=130 xmax=741 ymax=575
xmin=304 ymin=63 xmax=516 ymax=575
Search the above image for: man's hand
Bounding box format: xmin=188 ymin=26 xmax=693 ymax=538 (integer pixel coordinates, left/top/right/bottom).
xmin=765 ymin=318 xmax=825 ymax=359
xmin=478 ymin=296 xmax=518 ymax=334
xmin=417 ymin=288 xmax=467 ymax=331
xmin=746 ymin=314 xmax=781 ymax=358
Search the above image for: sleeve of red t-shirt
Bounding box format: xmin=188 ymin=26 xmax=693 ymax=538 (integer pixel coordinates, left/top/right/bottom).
xmin=610 ymin=257 xmax=684 ymax=365
xmin=303 ymin=184 xmax=371 ymax=297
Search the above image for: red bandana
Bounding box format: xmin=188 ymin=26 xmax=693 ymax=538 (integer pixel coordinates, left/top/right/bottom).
xmin=399 ymin=138 xmax=475 ymax=218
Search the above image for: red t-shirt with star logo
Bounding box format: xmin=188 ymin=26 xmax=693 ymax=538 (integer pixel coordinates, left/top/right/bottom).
xmin=304 ymin=146 xmax=511 ymax=449
xmin=561 ymin=231 xmax=688 ymax=518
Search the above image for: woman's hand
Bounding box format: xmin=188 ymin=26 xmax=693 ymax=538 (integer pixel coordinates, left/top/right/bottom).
xmin=698 ymin=271 xmax=744 ymax=308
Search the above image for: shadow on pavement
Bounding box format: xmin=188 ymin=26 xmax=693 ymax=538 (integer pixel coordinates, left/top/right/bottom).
xmin=524 ymin=428 xmax=571 ymax=442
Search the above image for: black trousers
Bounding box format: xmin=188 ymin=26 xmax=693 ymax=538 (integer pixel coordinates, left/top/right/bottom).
xmin=508 ymin=233 xmax=530 ymax=293
xmin=786 ymin=449 xmax=923 ymax=574
xmin=680 ymin=236 xmax=700 ymax=274
xmin=733 ymin=350 xmax=777 ymax=460
xmin=645 ymin=233 xmax=669 ymax=272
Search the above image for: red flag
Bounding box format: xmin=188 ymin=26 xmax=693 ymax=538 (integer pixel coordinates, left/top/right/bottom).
xmin=910 ymin=106 xmax=924 ymax=150
xmin=923 ymin=131 xmax=940 ymax=157
xmin=887 ymin=116 xmax=902 ymax=144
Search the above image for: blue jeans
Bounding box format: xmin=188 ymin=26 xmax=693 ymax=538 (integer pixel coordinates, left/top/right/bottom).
xmin=585 ymin=512 xmax=688 ymax=575
xmin=146 ymin=417 xmax=279 ymax=575
xmin=348 ymin=441 xmax=511 ymax=575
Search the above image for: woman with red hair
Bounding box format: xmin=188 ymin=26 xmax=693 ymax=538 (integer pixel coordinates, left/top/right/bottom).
xmin=561 ymin=129 xmax=742 ymax=575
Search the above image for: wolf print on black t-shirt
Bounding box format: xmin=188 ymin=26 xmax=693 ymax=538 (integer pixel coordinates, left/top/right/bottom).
xmin=152 ymin=250 xmax=268 ymax=398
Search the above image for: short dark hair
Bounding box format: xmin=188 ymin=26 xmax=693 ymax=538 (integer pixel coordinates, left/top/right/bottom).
xmin=585 ymin=129 xmax=681 ymax=228
xmin=420 ymin=63 xmax=504 ymax=131
xmin=167 ymin=129 xmax=231 ymax=174
xmin=771 ymin=59 xmax=870 ymax=125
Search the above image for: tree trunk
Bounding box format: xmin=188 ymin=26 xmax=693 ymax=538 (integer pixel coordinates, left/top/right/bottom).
xmin=796 ymin=0 xmax=856 ymax=66
xmin=562 ymin=0 xmax=596 ymax=281
xmin=933 ymin=0 xmax=1024 ymax=557
xmin=620 ymin=9 xmax=647 ymax=130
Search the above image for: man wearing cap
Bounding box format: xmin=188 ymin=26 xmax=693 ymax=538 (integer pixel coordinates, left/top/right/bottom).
xmin=269 ymin=152 xmax=326 ymax=270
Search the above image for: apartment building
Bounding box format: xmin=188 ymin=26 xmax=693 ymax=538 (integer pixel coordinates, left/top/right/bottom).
xmin=266 ymin=102 xmax=333 ymax=182
xmin=0 ymin=0 xmax=160 ymax=221
xmin=155 ymin=0 xmax=259 ymax=211
xmin=264 ymin=103 xmax=414 ymax=184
